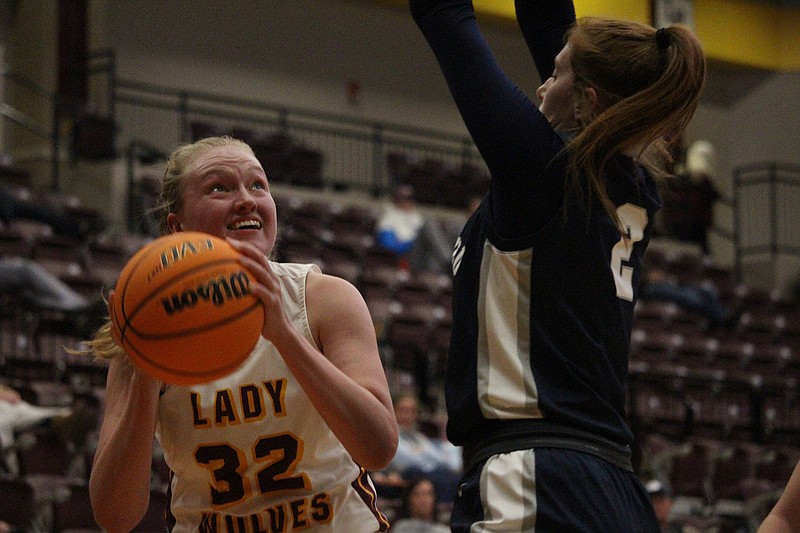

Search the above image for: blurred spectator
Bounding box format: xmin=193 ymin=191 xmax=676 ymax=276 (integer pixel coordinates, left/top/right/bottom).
xmin=373 ymin=393 xmax=462 ymax=503
xmin=0 ymin=257 xmax=91 ymax=313
xmin=390 ymin=476 xmax=449 ymax=533
xmin=0 ymin=257 xmax=105 ymax=336
xmin=0 ymin=384 xmax=87 ymax=475
xmin=417 ymin=191 xmax=485 ymax=274
xmin=376 ymin=184 xmax=457 ymax=273
xmin=646 ymin=479 xmax=682 ymax=533
xmin=661 ymin=140 xmax=721 ymax=254
xmin=640 ymin=265 xmax=740 ymax=329
xmin=376 ymin=185 xmax=425 ymax=266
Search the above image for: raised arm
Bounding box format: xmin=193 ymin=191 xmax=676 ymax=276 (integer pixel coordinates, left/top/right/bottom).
xmin=409 ymin=0 xmax=573 ymax=236
xmin=409 ymin=0 xmax=545 ymax=171
xmin=514 ymin=0 xmax=576 ymax=85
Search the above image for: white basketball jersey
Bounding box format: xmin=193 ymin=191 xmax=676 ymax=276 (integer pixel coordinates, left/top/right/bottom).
xmin=157 ymin=262 xmax=389 ymax=532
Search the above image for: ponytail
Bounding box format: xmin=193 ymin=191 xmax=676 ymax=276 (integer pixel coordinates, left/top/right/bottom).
xmin=564 ymin=18 xmax=706 ymax=230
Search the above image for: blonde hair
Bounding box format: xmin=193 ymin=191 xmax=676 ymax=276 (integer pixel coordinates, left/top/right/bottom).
xmin=87 ymin=136 xmax=258 ymax=360
xmin=564 ymin=18 xmax=706 ymax=229
xmin=87 ymin=320 xmax=123 ymax=360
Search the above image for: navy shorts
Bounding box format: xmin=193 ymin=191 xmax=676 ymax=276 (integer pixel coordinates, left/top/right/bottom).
xmin=449 ymin=447 xmax=660 ymax=532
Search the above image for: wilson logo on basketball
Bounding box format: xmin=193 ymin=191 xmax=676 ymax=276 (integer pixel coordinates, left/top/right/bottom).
xmin=161 ymin=271 xmax=253 ymax=315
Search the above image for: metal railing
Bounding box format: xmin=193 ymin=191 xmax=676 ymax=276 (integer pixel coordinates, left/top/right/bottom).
xmin=112 ymin=78 xmax=484 ymax=199
xmin=731 ymin=162 xmax=800 ymax=283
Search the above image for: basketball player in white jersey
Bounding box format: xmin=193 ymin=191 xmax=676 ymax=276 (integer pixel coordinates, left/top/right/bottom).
xmin=87 ymin=136 xmax=398 ymax=532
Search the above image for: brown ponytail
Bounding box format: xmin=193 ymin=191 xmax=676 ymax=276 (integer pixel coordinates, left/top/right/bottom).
xmin=564 ymin=18 xmax=706 ymax=230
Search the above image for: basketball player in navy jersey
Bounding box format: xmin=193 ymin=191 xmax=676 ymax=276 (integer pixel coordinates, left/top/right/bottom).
xmin=410 ymin=0 xmax=706 ymax=531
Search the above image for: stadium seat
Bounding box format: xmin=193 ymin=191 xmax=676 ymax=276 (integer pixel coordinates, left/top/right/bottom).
xmin=0 ymin=476 xmax=37 ymax=531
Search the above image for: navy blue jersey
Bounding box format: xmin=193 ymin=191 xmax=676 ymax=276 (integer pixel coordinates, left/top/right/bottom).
xmin=411 ymin=0 xmax=662 ymax=456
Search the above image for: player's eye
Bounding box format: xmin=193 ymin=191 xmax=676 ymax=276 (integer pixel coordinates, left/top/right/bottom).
xmin=209 ymin=183 xmax=227 ymax=193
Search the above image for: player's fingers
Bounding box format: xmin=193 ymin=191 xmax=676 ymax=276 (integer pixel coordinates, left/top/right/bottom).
xmin=226 ymin=237 xmax=267 ymax=265
xmin=227 ymin=239 xmax=277 ymax=287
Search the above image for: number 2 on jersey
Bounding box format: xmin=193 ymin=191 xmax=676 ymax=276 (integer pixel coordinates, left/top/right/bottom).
xmin=610 ymin=203 xmax=647 ymax=302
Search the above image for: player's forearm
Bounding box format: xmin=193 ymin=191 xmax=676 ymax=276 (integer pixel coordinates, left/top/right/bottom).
xmin=758 ymin=461 xmax=800 ymax=533
xmin=91 ymin=443 xmax=155 ymax=531
xmin=269 ymin=326 xmax=398 ymax=470
xmin=757 ymin=515 xmax=796 ymax=533
xmin=90 ymin=359 xmax=161 ymax=531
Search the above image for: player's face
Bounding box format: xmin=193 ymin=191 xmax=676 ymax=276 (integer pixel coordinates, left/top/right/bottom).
xmin=536 ymin=44 xmax=579 ymax=132
xmin=169 ymin=145 xmax=277 ymax=255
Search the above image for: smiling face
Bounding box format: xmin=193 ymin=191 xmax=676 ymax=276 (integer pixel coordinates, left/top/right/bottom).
xmin=536 ymin=43 xmax=580 ymax=132
xmin=166 ymin=144 xmax=277 ymax=255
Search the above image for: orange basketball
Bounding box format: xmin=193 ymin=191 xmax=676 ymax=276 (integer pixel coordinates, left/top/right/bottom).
xmin=111 ymin=232 xmax=264 ymax=385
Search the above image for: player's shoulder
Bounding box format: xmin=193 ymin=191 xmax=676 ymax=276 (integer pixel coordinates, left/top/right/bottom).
xmin=269 ymin=260 xmax=321 ymax=278
xmin=307 ymin=268 xmax=361 ymax=299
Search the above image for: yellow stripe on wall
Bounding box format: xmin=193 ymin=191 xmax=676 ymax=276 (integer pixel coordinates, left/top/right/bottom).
xmin=578 ymin=0 xmax=799 ymax=70
xmin=438 ymin=0 xmax=800 ymax=70
xmin=695 ymin=0 xmax=800 ymax=70
xmin=778 ymin=9 xmax=800 ymax=69
xmin=571 ymin=0 xmax=649 ymax=21
xmin=472 ymin=0 xmax=648 ymax=21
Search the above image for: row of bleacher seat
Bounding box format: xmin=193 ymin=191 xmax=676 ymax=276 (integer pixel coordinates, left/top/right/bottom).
xmin=635 ymin=292 xmax=800 ymax=347
xmin=627 ymin=246 xmax=800 ymax=530
xmin=631 ymin=327 xmax=800 ymax=378
xmin=629 ymin=357 xmax=800 ymax=444
xmin=1 ymin=473 xmax=167 ymax=532
xmin=190 ymin=125 xmax=327 ymax=190
xmin=637 ymin=432 xmax=798 ymax=531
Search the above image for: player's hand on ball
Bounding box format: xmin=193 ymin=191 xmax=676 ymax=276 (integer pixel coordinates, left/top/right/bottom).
xmin=227 ymin=238 xmax=290 ymax=342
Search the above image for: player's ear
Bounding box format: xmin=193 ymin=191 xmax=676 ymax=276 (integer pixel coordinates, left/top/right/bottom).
xmin=166 ymin=213 xmax=182 ymax=233
xmin=575 ymin=86 xmax=599 ymax=124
